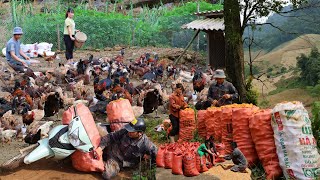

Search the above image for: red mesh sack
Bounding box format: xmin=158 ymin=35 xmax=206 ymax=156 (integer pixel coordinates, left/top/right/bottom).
xmin=179 ymin=108 xmax=196 ymax=142
xmin=221 ymin=107 xmax=233 ymax=154
xmin=106 ymin=99 xmax=135 ymax=132
xmin=197 ymin=110 xmax=207 ymax=139
xmin=62 ymin=104 xmax=104 ymax=172
xmin=250 ymin=109 xmax=282 ymax=179
xmin=71 ymin=148 xmax=104 ymax=172
xmin=215 ymin=143 xmax=226 ymax=163
xmin=164 ymin=145 xmax=175 ymax=169
xmin=196 ymin=153 xmax=209 ymax=173
xmin=156 ymin=145 xmax=166 ymax=167
xmin=232 ymin=108 xmax=259 ymax=166
xmin=183 ymin=152 xmax=200 ymax=177
xmin=172 ymin=152 xmax=183 ymax=175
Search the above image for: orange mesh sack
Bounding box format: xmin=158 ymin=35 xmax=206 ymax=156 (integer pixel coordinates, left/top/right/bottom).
xmin=172 ymin=151 xmax=183 ymax=175
xmin=183 ymin=152 xmax=200 ymax=177
xmin=196 ymin=153 xmax=209 ymax=173
xmin=179 ymin=108 xmax=196 ymax=142
xmin=232 ymin=108 xmax=258 ymax=166
xmin=71 ymin=148 xmax=104 ymax=172
xmin=106 ymin=99 xmax=135 ymax=132
xmin=221 ymin=107 xmax=233 ymax=154
xmin=197 ymin=110 xmax=207 ymax=139
xmin=213 ymin=109 xmax=222 ymax=141
xmin=250 ymin=109 xmax=282 ymax=179
xmin=156 ymin=145 xmax=166 ymax=167
xmin=205 ymin=108 xmax=217 ymax=139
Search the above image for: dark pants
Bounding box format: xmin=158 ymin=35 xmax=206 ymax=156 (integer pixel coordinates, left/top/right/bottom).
xmin=169 ymin=114 xmax=179 ymax=136
xmin=8 ymin=61 xmax=25 ymax=72
xmin=64 ymin=35 xmax=74 ymax=60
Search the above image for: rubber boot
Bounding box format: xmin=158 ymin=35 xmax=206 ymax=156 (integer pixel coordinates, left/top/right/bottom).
xmin=174 ymin=135 xmax=179 ymax=141
xmin=169 ymin=136 xmax=175 ymax=143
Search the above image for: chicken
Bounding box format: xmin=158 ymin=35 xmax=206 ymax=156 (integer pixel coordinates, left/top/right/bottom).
xmin=44 ymin=92 xmax=63 ymax=117
xmin=38 ymin=121 xmax=53 ymax=138
xmin=24 ymin=129 xmax=41 ymax=144
xmin=1 ymin=129 xmax=17 ymax=144
xmin=22 ymin=107 xmax=45 ymax=125
xmin=1 ymin=110 xmax=23 ymax=130
xmin=43 ymin=51 xmax=58 ymax=67
xmin=143 ymin=89 xmax=162 ymax=117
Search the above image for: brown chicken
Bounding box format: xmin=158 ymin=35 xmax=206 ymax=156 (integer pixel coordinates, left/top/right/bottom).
xmin=43 ymin=52 xmax=57 ymax=67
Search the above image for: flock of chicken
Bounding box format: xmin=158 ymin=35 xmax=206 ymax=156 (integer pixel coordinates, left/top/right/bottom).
xmin=0 ymin=49 xmax=213 ymax=147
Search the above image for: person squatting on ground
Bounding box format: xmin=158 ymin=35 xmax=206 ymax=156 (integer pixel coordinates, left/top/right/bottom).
xmin=224 ymin=142 xmax=248 ymax=172
xmin=168 ymin=83 xmax=188 ymax=143
xmin=99 ymin=118 xmax=157 ymax=179
xmin=64 ymin=8 xmax=80 ymax=64
xmin=197 ymin=138 xmax=218 ymax=168
xmin=207 ymin=69 xmax=239 ymax=107
xmin=6 ymin=27 xmax=32 ymax=72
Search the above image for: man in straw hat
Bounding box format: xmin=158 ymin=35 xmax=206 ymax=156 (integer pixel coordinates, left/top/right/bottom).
xmin=6 ymin=27 xmax=31 ymax=72
xmin=207 ymin=69 xmax=238 ymax=106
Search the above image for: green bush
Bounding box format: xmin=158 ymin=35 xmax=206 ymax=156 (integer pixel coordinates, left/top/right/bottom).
xmin=245 ymin=77 xmax=259 ymax=105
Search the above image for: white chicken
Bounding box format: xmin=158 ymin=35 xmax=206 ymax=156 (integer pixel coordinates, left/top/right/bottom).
xmin=1 ymin=129 xmax=17 ymax=144
xmin=38 ymin=121 xmax=53 ymax=138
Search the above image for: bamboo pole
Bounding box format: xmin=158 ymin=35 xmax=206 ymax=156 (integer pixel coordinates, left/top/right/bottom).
xmin=173 ymin=29 xmax=200 ymax=66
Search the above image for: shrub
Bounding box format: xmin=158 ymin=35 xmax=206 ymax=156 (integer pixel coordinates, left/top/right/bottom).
xmin=311 ymin=102 xmax=320 ymax=147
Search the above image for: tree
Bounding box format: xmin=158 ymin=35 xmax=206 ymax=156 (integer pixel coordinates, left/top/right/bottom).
xmin=223 ymin=0 xmax=315 ymax=102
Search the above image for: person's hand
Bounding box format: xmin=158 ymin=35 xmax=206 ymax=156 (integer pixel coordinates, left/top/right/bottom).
xmin=76 ymin=30 xmax=80 ymax=33
xmin=25 ymin=56 xmax=30 ymax=60
xmin=144 ymin=154 xmax=150 ymax=161
xmin=21 ymin=60 xmax=28 ymax=67
xmin=70 ymin=36 xmax=75 ymax=41
xmin=223 ymin=94 xmax=231 ymax=99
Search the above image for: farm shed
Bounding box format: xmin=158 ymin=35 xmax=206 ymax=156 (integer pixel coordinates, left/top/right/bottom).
xmin=182 ymin=10 xmax=225 ymax=69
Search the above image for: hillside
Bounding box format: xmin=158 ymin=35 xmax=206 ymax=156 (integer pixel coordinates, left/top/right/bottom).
xmin=250 ymin=34 xmax=320 ymax=99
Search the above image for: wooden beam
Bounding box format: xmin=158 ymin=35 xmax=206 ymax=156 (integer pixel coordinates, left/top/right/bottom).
xmin=173 ymin=29 xmax=200 ymax=66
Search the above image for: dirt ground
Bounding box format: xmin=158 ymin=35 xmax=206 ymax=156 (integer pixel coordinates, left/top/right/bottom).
xmin=0 ymin=47 xmax=213 ymax=179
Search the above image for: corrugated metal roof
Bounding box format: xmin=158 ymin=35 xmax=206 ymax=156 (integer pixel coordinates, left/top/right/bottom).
xmin=193 ymin=10 xmax=223 ymax=16
xmin=181 ymin=18 xmax=224 ymax=31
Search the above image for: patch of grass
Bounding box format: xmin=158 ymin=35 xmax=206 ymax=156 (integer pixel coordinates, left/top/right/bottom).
xmin=145 ymin=117 xmax=168 ymax=144
xmin=268 ymin=77 xmax=303 ymax=95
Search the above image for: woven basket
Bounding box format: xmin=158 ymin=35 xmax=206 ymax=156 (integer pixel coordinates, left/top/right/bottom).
xmin=75 ymin=32 xmax=87 ymax=48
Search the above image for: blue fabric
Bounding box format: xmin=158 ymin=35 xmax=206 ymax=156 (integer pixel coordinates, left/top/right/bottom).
xmin=6 ymin=38 xmax=21 ymax=64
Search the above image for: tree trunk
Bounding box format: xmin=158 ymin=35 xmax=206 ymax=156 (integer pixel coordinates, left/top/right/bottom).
xmin=224 ymin=0 xmax=247 ymax=102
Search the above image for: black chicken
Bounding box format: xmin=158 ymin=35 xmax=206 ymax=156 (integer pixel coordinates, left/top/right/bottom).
xmin=143 ymin=89 xmax=163 ymax=118
xmin=24 ymin=129 xmax=41 ymax=144
xmin=44 ymin=92 xmax=63 ymax=117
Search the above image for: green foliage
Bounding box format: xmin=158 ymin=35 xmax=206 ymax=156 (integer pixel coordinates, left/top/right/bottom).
xmin=297 ymin=48 xmax=320 ymax=86
xmin=245 ymin=77 xmax=259 ymax=105
xmin=307 ymin=84 xmax=320 ymax=100
xmin=10 ymin=1 xmax=222 ymax=50
xmin=259 ymin=99 xmax=271 ymax=108
xmin=145 ymin=117 xmax=167 ymax=144
xmin=311 ymin=102 xmax=320 ymax=147
xmin=268 ymin=77 xmax=303 ymax=95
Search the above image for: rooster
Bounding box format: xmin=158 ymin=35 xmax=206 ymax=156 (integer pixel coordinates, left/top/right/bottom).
xmin=43 ymin=51 xmax=58 ymax=67
xmin=21 ymin=107 xmax=45 ymax=125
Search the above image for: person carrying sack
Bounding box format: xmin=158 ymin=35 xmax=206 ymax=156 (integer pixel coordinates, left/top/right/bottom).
xmin=168 ymin=83 xmax=188 ymax=143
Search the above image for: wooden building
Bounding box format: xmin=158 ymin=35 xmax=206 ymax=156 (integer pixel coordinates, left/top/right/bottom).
xmin=182 ymin=10 xmax=225 ymax=69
